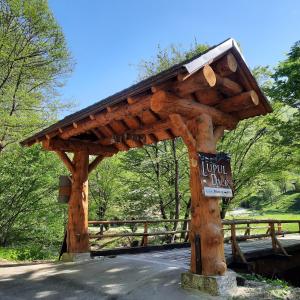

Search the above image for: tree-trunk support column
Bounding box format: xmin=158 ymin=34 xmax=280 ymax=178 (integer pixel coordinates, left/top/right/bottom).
xmin=181 ymin=114 xmax=236 ymax=296
xmin=67 ymin=150 xmax=89 ymax=253
xmin=188 ymin=114 xmax=227 ymax=276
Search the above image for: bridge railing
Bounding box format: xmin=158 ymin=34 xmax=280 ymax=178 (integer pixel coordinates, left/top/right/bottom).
xmin=89 ymin=218 xmax=190 ymax=249
xmin=222 ymin=219 xmax=300 ymax=261
xmin=88 ymin=218 xmax=300 ymax=254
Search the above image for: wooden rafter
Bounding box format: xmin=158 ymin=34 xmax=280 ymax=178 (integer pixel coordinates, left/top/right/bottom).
xmin=60 ymin=95 xmax=151 ymax=140
xmin=98 ymin=125 xmax=129 ymax=151
xmin=43 ymin=138 xmax=117 ymax=155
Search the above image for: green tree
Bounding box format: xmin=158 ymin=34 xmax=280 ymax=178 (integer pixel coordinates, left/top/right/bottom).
xmin=0 ymin=0 xmax=72 ymax=259
xmin=0 ymin=146 xmax=66 ymax=252
xmin=0 ymin=0 xmax=72 ymax=150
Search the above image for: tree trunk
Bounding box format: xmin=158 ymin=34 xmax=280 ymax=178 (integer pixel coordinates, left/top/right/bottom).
xmin=171 ymin=139 xmax=180 ymax=242
xmin=188 ymin=115 xmax=227 ymax=276
xmin=181 ymin=197 xmax=191 ymax=240
xmin=67 ymin=150 xmax=89 ymax=253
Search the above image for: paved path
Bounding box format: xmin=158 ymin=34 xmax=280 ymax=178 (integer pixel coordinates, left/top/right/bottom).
xmin=0 ymin=235 xmax=299 ymax=300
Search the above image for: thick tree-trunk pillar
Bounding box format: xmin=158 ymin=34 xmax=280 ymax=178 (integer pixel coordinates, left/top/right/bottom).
xmin=67 ymin=150 xmax=90 ymax=253
xmin=188 ymin=114 xmax=227 ymax=276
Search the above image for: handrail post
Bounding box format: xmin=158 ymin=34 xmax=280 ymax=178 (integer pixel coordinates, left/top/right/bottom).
xmin=231 ymin=223 xmax=237 ymax=258
xmin=185 ymin=220 xmax=191 ymax=242
xmin=244 ymin=222 xmax=250 ymax=236
xmin=269 ymin=222 xmax=276 ymax=251
xmin=278 ymin=222 xmax=282 ymax=235
xmin=143 ymin=222 xmax=148 ymax=247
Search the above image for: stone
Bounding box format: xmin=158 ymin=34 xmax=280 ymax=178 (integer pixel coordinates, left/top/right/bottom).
xmin=181 ymin=270 xmax=237 ymax=296
xmin=61 ymin=252 xmax=91 ymax=262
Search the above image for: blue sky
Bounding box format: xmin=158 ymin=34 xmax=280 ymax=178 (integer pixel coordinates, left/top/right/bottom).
xmin=48 ymin=0 xmax=300 ymax=112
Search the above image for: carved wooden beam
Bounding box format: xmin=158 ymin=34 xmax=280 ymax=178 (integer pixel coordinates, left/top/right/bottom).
xmin=43 ymin=138 xmax=117 ymax=155
xmin=151 ymin=90 xmax=238 ymax=130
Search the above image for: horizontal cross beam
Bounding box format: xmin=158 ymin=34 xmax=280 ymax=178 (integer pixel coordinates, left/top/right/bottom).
xmin=43 ymin=138 xmax=118 ymax=155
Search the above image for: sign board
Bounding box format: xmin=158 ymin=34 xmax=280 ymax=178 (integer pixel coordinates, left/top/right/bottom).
xmin=198 ymin=152 xmax=233 ymax=198
xmin=58 ymin=175 xmax=71 ymax=204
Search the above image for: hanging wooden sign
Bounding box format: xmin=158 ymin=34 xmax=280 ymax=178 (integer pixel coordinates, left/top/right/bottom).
xmin=58 ymin=175 xmax=71 ymax=203
xmin=198 ymin=152 xmax=233 ymax=198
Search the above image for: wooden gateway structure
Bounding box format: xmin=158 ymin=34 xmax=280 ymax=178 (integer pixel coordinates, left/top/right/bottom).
xmin=21 ymin=38 xmax=272 ymax=277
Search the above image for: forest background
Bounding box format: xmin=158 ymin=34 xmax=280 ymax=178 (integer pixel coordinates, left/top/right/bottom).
xmin=0 ymin=0 xmax=299 ymax=260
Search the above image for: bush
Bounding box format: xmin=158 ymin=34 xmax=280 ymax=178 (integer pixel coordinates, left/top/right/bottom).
xmin=0 ymin=245 xmax=56 ymax=261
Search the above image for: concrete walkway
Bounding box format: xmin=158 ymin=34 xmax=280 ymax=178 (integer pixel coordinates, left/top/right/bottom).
xmin=0 ymin=256 xmax=220 ymax=300
xmin=2 ymin=235 xmax=299 ymax=299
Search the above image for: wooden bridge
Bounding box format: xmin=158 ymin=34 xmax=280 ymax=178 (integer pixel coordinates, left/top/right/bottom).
xmin=88 ymin=218 xmax=300 ymax=270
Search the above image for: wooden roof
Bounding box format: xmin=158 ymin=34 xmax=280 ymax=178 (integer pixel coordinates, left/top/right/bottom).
xmin=21 ymin=38 xmax=272 ymax=156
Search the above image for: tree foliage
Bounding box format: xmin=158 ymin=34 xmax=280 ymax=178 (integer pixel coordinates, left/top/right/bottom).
xmin=0 ymin=0 xmax=72 ymax=150
xmin=0 ymin=0 xmax=71 ymax=258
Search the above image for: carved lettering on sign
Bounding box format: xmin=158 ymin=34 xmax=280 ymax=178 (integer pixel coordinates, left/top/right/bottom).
xmin=198 ymin=152 xmax=234 ymax=198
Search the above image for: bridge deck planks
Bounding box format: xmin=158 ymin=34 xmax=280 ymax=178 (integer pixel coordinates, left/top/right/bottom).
xmin=120 ymin=234 xmax=300 ymax=268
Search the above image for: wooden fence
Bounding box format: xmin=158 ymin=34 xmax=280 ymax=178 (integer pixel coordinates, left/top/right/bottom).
xmin=89 ymin=219 xmax=300 ymax=258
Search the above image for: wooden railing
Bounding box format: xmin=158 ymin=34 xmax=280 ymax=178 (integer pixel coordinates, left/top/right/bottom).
xmin=89 ymin=219 xmax=190 ymax=248
xmin=223 ymin=219 xmax=300 ymax=262
xmin=89 ymin=219 xmax=300 ymax=257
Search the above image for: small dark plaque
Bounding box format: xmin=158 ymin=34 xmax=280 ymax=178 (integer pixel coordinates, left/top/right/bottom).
xmin=198 ymin=152 xmax=233 ymax=198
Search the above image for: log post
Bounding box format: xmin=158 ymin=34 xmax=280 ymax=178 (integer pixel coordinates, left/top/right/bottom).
xmin=270 ymin=222 xmax=276 ymax=251
xmin=231 ymin=223 xmax=237 ymax=259
xmin=143 ymin=222 xmax=148 ymax=247
xmin=186 ymin=114 xmax=227 ymax=276
xmin=67 ymin=150 xmax=90 ymax=253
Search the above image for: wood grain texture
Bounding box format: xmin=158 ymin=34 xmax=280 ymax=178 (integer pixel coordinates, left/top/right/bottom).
xmin=68 ymin=151 xmax=89 ymax=253
xmin=187 ymin=114 xmax=227 ymax=276
xmin=151 ymin=90 xmax=238 ymax=130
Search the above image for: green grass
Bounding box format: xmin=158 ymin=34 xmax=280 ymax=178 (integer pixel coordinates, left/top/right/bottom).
xmin=0 ymin=245 xmax=56 ymax=262
xmin=263 ymin=192 xmax=300 ymax=212
xmin=227 ymin=211 xmax=300 ymax=234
